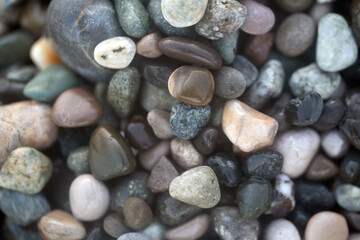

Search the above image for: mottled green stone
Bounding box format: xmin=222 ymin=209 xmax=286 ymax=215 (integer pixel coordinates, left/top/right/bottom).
xmin=0 ymin=31 xmax=35 ymax=65
xmin=212 ymin=30 xmax=239 ymax=65
xmin=66 ymin=146 xmax=90 ymax=175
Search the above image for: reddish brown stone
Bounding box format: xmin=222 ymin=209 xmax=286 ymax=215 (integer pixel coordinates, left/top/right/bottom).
xmin=125 ymin=115 xmax=159 ymax=150
xmin=243 ymin=32 xmax=274 ymax=67
xmin=147 ymin=156 xmax=179 ymax=193
xmin=123 ymin=197 xmax=153 ymax=230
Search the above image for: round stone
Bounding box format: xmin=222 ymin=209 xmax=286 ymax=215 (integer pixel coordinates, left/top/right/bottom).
xmin=231 ymin=55 xmax=259 ymax=87
xmin=211 ymin=30 xmax=239 ymax=65
xmin=137 ymin=32 xmax=163 ymax=58
xmin=118 ymin=232 xmax=153 ymax=240
xmin=94 ymin=36 xmax=136 ymax=69
xmin=103 ymin=213 xmax=129 ymax=238
xmin=147 ymin=156 xmax=179 ymax=193
xmin=125 ymin=115 xmax=159 ymax=150
xmin=165 ymin=214 xmax=210 ymax=240
xmin=139 ymin=221 xmax=166 ymax=240
xmin=69 ymin=174 xmax=110 ymax=221
xmin=213 ymin=66 xmax=246 ymax=99
xmin=339 ymin=151 xmax=360 ymax=183
xmin=321 ymin=130 xmax=349 ymax=159
xmin=306 ymin=154 xmax=338 ymax=181
xmin=243 ymin=150 xmax=283 ymax=179
xmin=264 ymin=219 xmax=301 ymax=240
xmin=171 ymin=138 xmax=203 ymax=169
xmin=335 ymin=184 xmax=360 ymax=212
xmin=66 ymin=146 xmax=90 ymax=175
xmin=313 ymin=99 xmax=346 ymax=131
xmin=275 ymin=0 xmax=313 ymax=12
xmin=310 ymin=3 xmax=333 ymax=24
xmin=123 ymin=197 xmax=153 ymax=230
xmin=193 ymin=127 xmax=218 ymax=155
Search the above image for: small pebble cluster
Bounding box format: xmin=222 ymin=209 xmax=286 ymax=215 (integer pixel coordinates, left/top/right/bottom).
xmin=0 ymin=0 xmax=360 ymax=240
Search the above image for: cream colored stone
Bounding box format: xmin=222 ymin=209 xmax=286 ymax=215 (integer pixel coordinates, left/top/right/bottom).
xmin=264 ymin=219 xmax=300 ymax=240
xmin=165 ymin=214 xmax=210 ymax=240
xmin=147 ymin=109 xmax=174 ymax=140
xmin=30 ymin=37 xmax=62 ymax=70
xmin=171 ymin=138 xmax=203 ymax=169
xmin=137 ymin=32 xmax=163 ymax=58
xmin=222 ymin=99 xmax=278 ymax=152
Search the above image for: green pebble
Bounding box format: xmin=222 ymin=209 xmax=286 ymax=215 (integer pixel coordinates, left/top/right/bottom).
xmin=212 ymin=30 xmax=240 ymax=65
xmin=67 ymin=146 xmax=90 ymax=175
xmin=23 ymin=64 xmax=79 ymax=102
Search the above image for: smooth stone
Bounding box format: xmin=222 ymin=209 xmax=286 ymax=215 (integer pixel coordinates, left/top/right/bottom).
xmin=316 ymin=13 xmax=358 ymax=72
xmin=125 ymin=115 xmax=159 ymax=150
xmin=137 ymin=32 xmax=163 ymax=58
xmin=147 ymin=109 xmax=174 ymax=140
xmin=165 ymin=214 xmax=210 ymax=240
xmin=272 ymin=128 xmax=320 ymax=178
xmin=306 ymin=154 xmax=338 ymax=181
xmin=52 ymin=88 xmax=103 ymax=127
xmin=211 ymin=30 xmax=239 ymax=65
xmin=89 ymin=125 xmax=136 ymax=180
xmin=123 ymin=197 xmax=153 ymax=230
xmin=38 ymin=210 xmax=86 ymax=240
xmin=147 ymin=156 xmax=179 ymax=193
xmin=240 ymin=0 xmax=275 ymax=35
xmin=139 ymin=221 xmax=166 ymax=240
xmin=195 ymin=0 xmax=247 ymax=40
xmin=288 ymin=206 xmax=310 ymax=233
xmin=0 ymin=31 xmax=35 ymax=65
xmin=213 ymin=66 xmax=246 ymax=99
xmin=67 ymin=146 xmax=90 ymax=175
xmin=20 ymin=0 xmax=47 ymax=35
xmin=0 ymin=101 xmax=58 ymax=166
xmin=275 ymin=13 xmax=315 ymax=57
xmin=169 ymin=166 xmax=221 ymax=208
xmin=194 ymin=127 xmax=218 ymax=155
xmin=115 ymin=0 xmax=149 ymax=38
xmin=4 ymin=218 xmax=42 ymax=240
xmin=236 ymin=177 xmax=272 ymax=220
xmin=6 ymin=64 xmax=37 ymax=83
xmin=103 ymin=213 xmax=130 ymax=238
xmin=310 ymin=3 xmax=333 ymax=25
xmin=210 ymin=97 xmax=226 ymax=127
xmin=206 ymin=153 xmax=242 ymax=187
xmin=93 ymin=82 xmax=119 ymax=127
xmin=335 ymin=184 xmax=360 ymax=212
xmin=111 ymin=171 xmax=153 ymax=213
xmin=107 ymin=67 xmax=141 ymax=118
xmin=211 ymin=206 xmax=260 ymax=240
xmin=339 ymin=151 xmax=360 ymax=183
xmin=264 ymin=93 xmax=291 ymax=132
xmin=352 ymin=0 xmax=360 ymax=45
xmin=156 ymin=192 xmax=202 ymax=226
xmin=222 ymin=99 xmax=278 ymax=152
xmin=94 ymin=36 xmax=136 ymax=69
xmin=69 ymin=174 xmax=110 ymax=221
xmin=264 ymin=219 xmax=301 ymax=240
xmin=30 ymin=37 xmax=62 ymax=70
xmin=345 ymin=212 xmax=360 ymax=232
xmin=57 ymin=126 xmax=92 ymax=157
xmin=140 ymin=81 xmax=177 ymax=112
xmin=161 ymin=0 xmax=208 ymax=28
xmin=171 ymin=138 xmax=204 ymax=169
xmin=321 ymin=130 xmax=349 ymax=159
xmin=24 ymin=64 xmax=79 ymax=102
xmin=138 ymin=140 xmax=170 ymax=171
xmin=0 ymin=189 xmax=50 ymax=226
xmin=231 ymin=55 xmax=259 ymax=87
xmin=46 ymin=0 xmax=124 ymax=82
xmin=275 ymin=0 xmax=313 ymax=12
xmin=0 ymin=77 xmax=25 ymax=95
xmin=243 ymin=150 xmax=283 ymax=179
xmin=159 ymin=37 xmax=222 ymax=70
xmin=0 ymin=147 xmax=52 ymax=194
xmin=313 ymin=99 xmax=346 ymax=131
xmin=243 ymin=32 xmax=274 ymax=67
xmin=118 ymin=233 xmax=152 ymax=240
xmin=305 ymin=211 xmax=349 ymax=240
xmin=170 ymin=101 xmax=211 ymax=140
xmin=350 ymin=234 xmax=360 ymax=240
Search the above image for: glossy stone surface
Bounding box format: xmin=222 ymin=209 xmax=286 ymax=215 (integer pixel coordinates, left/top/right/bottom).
xmin=147 ymin=156 xmax=179 ymax=193
xmin=321 ymin=130 xmax=349 ymax=159
xmin=123 ymin=197 xmax=153 ymax=230
xmin=213 ymin=66 xmax=246 ymax=99
xmin=165 ymin=214 xmax=210 ymax=240
xmin=306 ymin=154 xmax=338 ymax=181
xmin=125 ymin=115 xmax=159 ymax=150
xmin=146 ymin=109 xmax=175 ymax=140
xmin=6 ymin=64 xmax=37 ymax=83
xmin=30 ymin=37 xmax=62 ymax=70
xmin=159 ymin=37 xmax=222 ymax=70
xmin=140 ymin=81 xmax=177 ymax=112
xmin=171 ymin=138 xmax=204 ymax=169
xmin=339 ymin=151 xmax=360 ymax=183
xmin=211 ymin=30 xmax=239 ymax=65
xmin=66 ymin=146 xmax=90 ymax=175
xmin=137 ymin=32 xmax=163 ymax=58
xmin=264 ymin=219 xmax=301 ymax=240
xmin=265 ymin=93 xmax=291 ymax=132
xmin=243 ymin=32 xmax=274 ymax=67
xmin=89 ymin=125 xmax=136 ymax=180
xmin=231 ymin=55 xmax=259 ymax=87
xmin=194 ymin=127 xmax=218 ymax=155
xmin=103 ymin=213 xmax=129 ymax=238
xmin=243 ymin=150 xmax=283 ymax=179
xmin=0 ymin=31 xmax=35 ymax=65
xmin=141 ymin=58 xmax=179 ymax=88
xmin=335 ymin=184 xmax=360 ymax=212
xmin=313 ymin=99 xmax=346 ymax=131
xmin=138 ymin=140 xmax=170 ymax=171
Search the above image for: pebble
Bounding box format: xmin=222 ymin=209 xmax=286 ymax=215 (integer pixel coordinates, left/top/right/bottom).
xmin=211 ymin=30 xmax=239 ymax=65
xmin=156 ymin=192 xmax=202 ymax=226
xmin=140 ymin=81 xmax=177 ymax=112
xmin=139 ymin=220 xmax=166 ymax=240
xmin=47 ymin=0 xmax=124 ymax=82
xmin=38 ymin=210 xmax=86 ymax=240
xmin=231 ymin=55 xmax=259 ymax=87
xmin=169 ymin=166 xmax=221 ymax=208
xmin=313 ymin=99 xmax=346 ymax=131
xmin=139 ymin=140 xmax=170 ymax=170
xmin=236 ymin=177 xmax=272 ymax=220
xmin=222 ymin=99 xmax=278 ymax=152
xmin=193 ymin=127 xmax=218 ymax=155
xmin=264 ymin=93 xmax=291 ymax=132
xmin=0 ymin=31 xmax=35 ymax=65
xmin=195 ymin=0 xmax=247 ymax=40
xmin=335 ymin=184 xmax=360 ymax=212
xmin=20 ymin=0 xmax=47 ymax=35
xmin=206 ymin=153 xmax=242 ymax=187
xmin=30 ymin=37 xmax=62 ymax=70
xmin=350 ymin=234 xmax=360 ymax=240
xmin=310 ymin=3 xmax=333 ymax=24
xmin=0 ymin=189 xmax=50 ymax=226
xmin=243 ymin=32 xmax=274 ymax=67
xmin=240 ymin=0 xmax=275 ymax=35
xmin=275 ymin=13 xmax=315 ymax=57
xmin=241 ymin=60 xmax=285 ymax=109
xmin=289 ymin=63 xmax=341 ymax=100
xmin=211 ymin=206 xmax=260 ymax=240
xmin=24 ymin=64 xmax=79 ymax=102
xmin=107 ymin=67 xmax=141 ymax=118
xmin=94 ymin=82 xmax=119 ymax=127
xmin=103 ymin=213 xmax=129 ymax=238
xmin=272 ymin=128 xmax=320 ymax=178
xmin=352 ymin=0 xmax=360 ymax=46
xmin=243 ymin=150 xmax=283 ymax=179
xmin=94 ymin=37 xmax=136 ymax=69
xmin=159 ymin=37 xmax=222 ymax=70
xmin=6 ymin=64 xmax=37 ymax=83
xmin=114 ymin=0 xmax=149 ymax=38
xmin=66 ymin=146 xmax=90 ymax=175
xmin=123 ymin=197 xmax=153 ymax=230
xmin=305 ymin=211 xmax=349 ymax=240
xmin=0 ymin=101 xmax=58 ymax=166
xmin=125 ymin=115 xmax=159 ymax=150
xmin=275 ymin=0 xmax=313 ymax=12
xmin=89 ymin=125 xmax=136 ymax=180
xmin=168 ymin=66 xmax=215 ymax=106
xmin=264 ymin=219 xmax=301 ymax=240
xmin=321 ymin=130 xmax=349 ymax=159
xmin=52 ymin=88 xmax=103 ymax=127
xmin=161 ymin=0 xmax=208 ymax=28
xmin=210 ymin=97 xmax=226 ymax=127
xmin=213 ymin=66 xmax=246 ymax=99
xmin=137 ymin=32 xmax=163 ymax=58
xmin=316 ymin=13 xmax=358 ymax=72
xmin=170 ymin=101 xmax=211 ymax=140
xmin=344 ymin=212 xmax=360 ymax=232
xmin=118 ymin=232 xmax=153 ymax=240
xmin=5 ymin=219 xmax=42 ymax=240
xmin=147 ymin=156 xmax=179 ymax=193
xmin=69 ymin=174 xmax=110 ymax=221
xmin=306 ymin=154 xmax=338 ymax=181
xmin=0 ymin=147 xmax=52 ymax=194
xmin=171 ymin=138 xmax=204 ymax=169
xmin=339 ymin=151 xmax=360 ymax=183
xmin=165 ymin=214 xmax=210 ymax=240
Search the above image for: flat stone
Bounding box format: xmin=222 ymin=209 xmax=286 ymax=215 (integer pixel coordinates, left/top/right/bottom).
xmin=103 ymin=213 xmax=129 ymax=238
xmin=66 ymin=146 xmax=90 ymax=175
xmin=313 ymin=99 xmax=346 ymax=131
xmin=243 ymin=150 xmax=283 ymax=179
xmin=137 ymin=32 xmax=163 ymax=58
xmin=264 ymin=219 xmax=301 ymax=240
xmin=275 ymin=0 xmax=313 ymax=12
xmin=0 ymin=147 xmax=52 ymax=194
xmin=118 ymin=233 xmax=153 ymax=240
xmin=125 ymin=115 xmax=159 ymax=150
xmin=171 ymin=138 xmax=204 ymax=169
xmin=165 ymin=214 xmax=210 ymax=240
xmin=335 ymin=184 xmax=360 ymax=212
xmin=30 ymin=37 xmax=62 ymax=70
xmin=193 ymin=127 xmax=218 ymax=155
xmin=140 ymin=81 xmax=177 ymax=112
xmin=211 ymin=30 xmax=239 ymax=65
xmin=147 ymin=109 xmax=174 ymax=140
xmin=213 ymin=66 xmax=246 ymax=99
xmin=169 ymin=166 xmax=221 ymax=208
xmin=161 ymin=0 xmax=208 ymax=28
xmin=123 ymin=197 xmax=153 ymax=230
xmin=138 ymin=140 xmax=170 ymax=171
xmin=147 ymin=156 xmax=179 ymax=193
xmin=306 ymin=154 xmax=338 ymax=181
xmin=321 ymin=130 xmax=349 ymax=159
xmin=231 ymin=55 xmax=259 ymax=87
xmin=243 ymin=32 xmax=274 ymax=67
xmin=222 ymin=99 xmax=278 ymax=152
xmin=316 ymin=13 xmax=358 ymax=72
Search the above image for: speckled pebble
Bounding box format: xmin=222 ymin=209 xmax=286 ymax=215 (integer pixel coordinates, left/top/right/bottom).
xmin=264 ymin=219 xmax=301 ymax=240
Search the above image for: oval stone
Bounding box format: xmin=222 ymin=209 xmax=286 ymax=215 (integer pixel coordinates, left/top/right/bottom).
xmin=125 ymin=115 xmax=159 ymax=150
xmin=243 ymin=150 xmax=283 ymax=179
xmin=137 ymin=32 xmax=163 ymax=58
xmin=335 ymin=184 xmax=360 ymax=212
xmin=30 ymin=37 xmax=62 ymax=70
xmin=165 ymin=214 xmax=210 ymax=240
xmin=275 ymin=0 xmax=313 ymax=12
xmin=123 ymin=197 xmax=153 ymax=230
xmin=213 ymin=66 xmax=246 ymax=99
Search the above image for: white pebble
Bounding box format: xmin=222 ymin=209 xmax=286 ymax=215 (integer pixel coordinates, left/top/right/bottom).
xmin=264 ymin=218 xmax=301 ymax=240
xmin=321 ymin=130 xmax=349 ymax=159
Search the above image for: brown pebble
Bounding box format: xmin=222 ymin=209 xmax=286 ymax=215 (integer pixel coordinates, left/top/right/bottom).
xmin=52 ymin=88 xmax=103 ymax=128
xmin=103 ymin=213 xmax=130 ymax=238
xmin=125 ymin=115 xmax=159 ymax=150
xmin=147 ymin=109 xmax=175 ymax=140
xmin=123 ymin=197 xmax=153 ymax=230
xmin=137 ymin=32 xmax=163 ymax=58
xmin=165 ymin=214 xmax=210 ymax=240
xmin=305 ymin=154 xmax=339 ymax=181
xmin=193 ymin=127 xmax=218 ymax=155
xmin=244 ymin=32 xmax=274 ymax=67
xmin=138 ymin=140 xmax=171 ymax=171
xmin=147 ymin=156 xmax=179 ymax=193
xmin=171 ymin=138 xmax=204 ymax=169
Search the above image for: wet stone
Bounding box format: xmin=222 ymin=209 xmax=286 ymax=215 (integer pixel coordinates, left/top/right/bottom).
xmin=193 ymin=127 xmax=218 ymax=155
xmin=103 ymin=213 xmax=129 ymax=238
xmin=66 ymin=146 xmax=90 ymax=175
xmin=213 ymin=66 xmax=246 ymax=99
xmin=140 ymin=80 xmax=177 ymax=112
xmin=211 ymin=30 xmax=239 ymax=65
xmin=313 ymin=99 xmax=346 ymax=131
xmin=147 ymin=156 xmax=179 ymax=193
xmin=147 ymin=109 xmax=174 ymax=140
xmin=138 ymin=140 xmax=170 ymax=171
xmin=243 ymin=32 xmax=274 ymax=67
xmin=335 ymin=184 xmax=360 ymax=212
xmin=171 ymin=138 xmax=204 ymax=169
xmin=321 ymin=130 xmax=349 ymax=159
xmin=306 ymin=154 xmax=339 ymax=181
xmin=137 ymin=32 xmax=163 ymax=58
xmin=339 ymin=151 xmax=360 ymax=183
xmin=165 ymin=214 xmax=210 ymax=240
xmin=243 ymin=150 xmax=283 ymax=179
xmin=123 ymin=197 xmax=153 ymax=230
xmin=125 ymin=115 xmax=159 ymax=150
xmin=231 ymin=55 xmax=259 ymax=87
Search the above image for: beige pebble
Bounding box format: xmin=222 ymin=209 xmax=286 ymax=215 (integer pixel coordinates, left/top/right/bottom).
xmin=147 ymin=109 xmax=174 ymax=140
xmin=147 ymin=156 xmax=179 ymax=193
xmin=264 ymin=218 xmax=301 ymax=240
xmin=222 ymin=99 xmax=278 ymax=152
xmin=137 ymin=32 xmax=163 ymax=58
xmin=69 ymin=174 xmax=110 ymax=221
xmin=165 ymin=214 xmax=210 ymax=240
xmin=30 ymin=37 xmax=62 ymax=70
xmin=171 ymin=138 xmax=203 ymax=169
xmin=138 ymin=140 xmax=170 ymax=171
xmin=321 ymin=130 xmax=349 ymax=159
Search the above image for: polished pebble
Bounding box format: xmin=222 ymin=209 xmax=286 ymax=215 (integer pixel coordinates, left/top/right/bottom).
xmin=213 ymin=66 xmax=246 ymax=99
xmin=66 ymin=146 xmax=90 ymax=175
xmin=103 ymin=213 xmax=129 ymax=238
xmin=243 ymin=150 xmax=283 ymax=179
xmin=321 ymin=130 xmax=349 ymax=159
xmin=193 ymin=127 xmax=218 ymax=155
xmin=335 ymin=184 xmax=360 ymax=212
xmin=243 ymin=32 xmax=274 ymax=67
xmin=147 ymin=109 xmax=174 ymax=140
xmin=231 ymin=55 xmax=259 ymax=87
xmin=313 ymin=99 xmax=346 ymax=131
xmin=30 ymin=37 xmax=62 ymax=70
xmin=139 ymin=140 xmax=170 ymax=171
xmin=0 ymin=31 xmax=35 ymax=65
xmin=306 ymin=154 xmax=339 ymax=181
xmin=125 ymin=115 xmax=159 ymax=150
xmin=147 ymin=156 xmax=179 ymax=193
xmin=339 ymin=151 xmax=360 ymax=183
xmin=137 ymin=32 xmax=163 ymax=58
xmin=140 ymin=81 xmax=177 ymax=112
xmin=264 ymin=219 xmax=301 ymax=240
xmin=171 ymin=138 xmax=204 ymax=169
xmin=165 ymin=214 xmax=210 ymax=240
xmin=123 ymin=197 xmax=153 ymax=230
xmin=118 ymin=232 xmax=153 ymax=240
